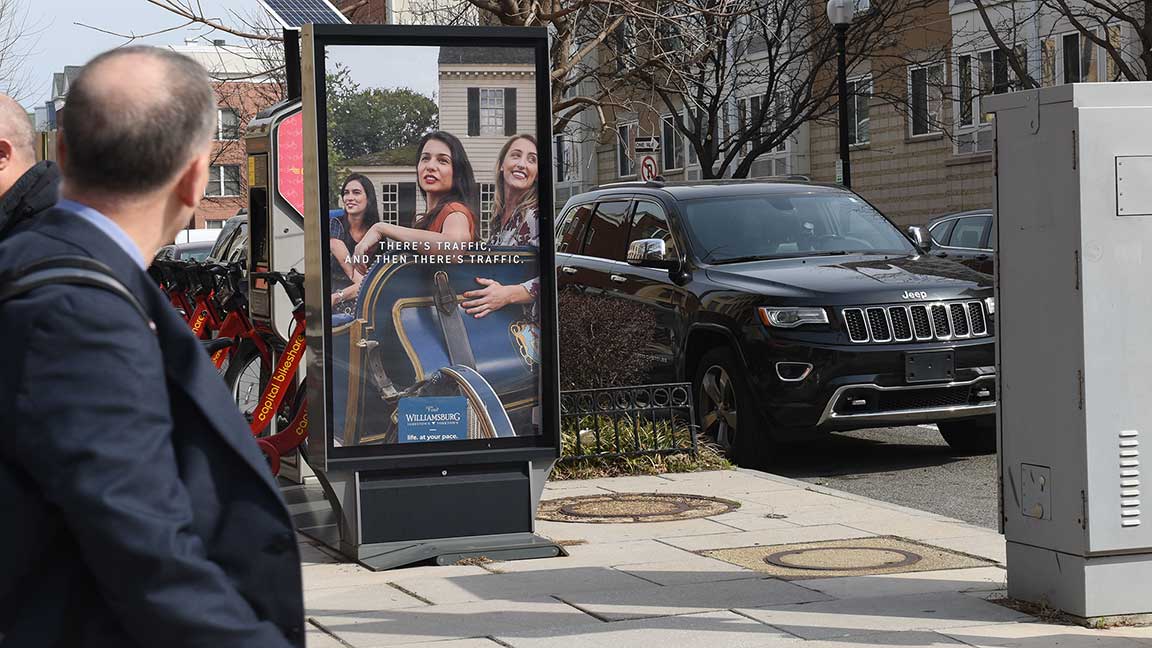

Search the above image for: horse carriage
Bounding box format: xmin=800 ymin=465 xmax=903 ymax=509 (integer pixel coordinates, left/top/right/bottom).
xmin=329 ymin=246 xmax=541 ymax=446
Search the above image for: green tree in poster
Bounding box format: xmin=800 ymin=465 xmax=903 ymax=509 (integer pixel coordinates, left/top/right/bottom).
xmin=325 ymin=63 xmax=439 ymax=160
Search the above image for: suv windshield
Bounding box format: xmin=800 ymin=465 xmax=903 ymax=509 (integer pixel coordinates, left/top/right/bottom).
xmin=681 ymin=192 xmax=916 ymax=263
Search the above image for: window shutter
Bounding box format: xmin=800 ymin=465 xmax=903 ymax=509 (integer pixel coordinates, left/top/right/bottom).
xmin=398 ymin=182 xmax=418 ymax=228
xmin=504 ymin=88 xmax=517 ymax=135
xmin=467 ymin=88 xmax=480 ymax=137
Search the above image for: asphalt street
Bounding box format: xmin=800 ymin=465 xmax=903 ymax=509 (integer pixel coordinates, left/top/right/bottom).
xmin=771 ymin=424 xmax=1000 ymax=530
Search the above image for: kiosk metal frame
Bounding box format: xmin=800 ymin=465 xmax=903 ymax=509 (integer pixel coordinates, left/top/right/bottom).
xmin=299 ymin=24 xmax=562 ymax=569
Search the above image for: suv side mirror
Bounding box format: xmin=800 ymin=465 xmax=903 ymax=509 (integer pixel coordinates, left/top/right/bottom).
xmin=908 ymin=226 xmax=934 ymax=251
xmin=627 ymin=239 xmax=678 ymax=269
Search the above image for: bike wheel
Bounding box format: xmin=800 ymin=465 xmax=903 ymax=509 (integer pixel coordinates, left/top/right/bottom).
xmin=224 ymin=339 xmax=277 ymax=421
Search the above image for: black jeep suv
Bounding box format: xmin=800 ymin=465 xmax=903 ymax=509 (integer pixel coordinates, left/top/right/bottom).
xmin=556 ymin=179 xmax=996 ymax=465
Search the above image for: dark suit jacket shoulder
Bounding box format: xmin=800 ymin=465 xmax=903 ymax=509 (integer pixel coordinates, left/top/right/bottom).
xmin=0 ymin=208 xmax=305 ymax=648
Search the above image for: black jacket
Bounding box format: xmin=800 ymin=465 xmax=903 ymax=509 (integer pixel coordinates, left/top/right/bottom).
xmin=0 ymin=207 xmax=305 ymax=647
xmin=0 ymin=160 xmax=60 ymax=236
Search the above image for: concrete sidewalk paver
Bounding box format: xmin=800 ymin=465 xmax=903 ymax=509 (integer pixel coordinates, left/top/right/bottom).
xmin=308 ymin=595 xmax=604 ymax=647
xmin=940 ymin=622 xmax=1152 ymax=647
xmin=796 ymin=630 xmax=970 ymax=646
xmin=384 ymin=565 xmax=657 ymax=605
xmin=305 ymin=581 xmax=430 ymax=613
xmin=304 ymin=562 xmax=489 ymax=591
xmin=929 ymin=534 xmax=1009 ymax=564
xmin=791 ymin=566 xmax=1006 ymax=599
xmin=662 ymin=524 xmax=874 ymax=552
xmin=485 ymin=539 xmax=703 ymax=573
xmin=734 ymin=591 xmax=1034 ymax=640
xmin=493 ymin=610 xmax=803 ymax=648
xmin=535 ymin=516 xmax=736 ymax=543
xmin=614 ymin=554 xmax=762 ymax=586
xmin=555 ymin=576 xmax=831 ymax=621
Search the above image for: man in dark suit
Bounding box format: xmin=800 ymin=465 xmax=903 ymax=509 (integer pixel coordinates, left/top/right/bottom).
xmin=0 ymin=47 xmax=304 ymax=646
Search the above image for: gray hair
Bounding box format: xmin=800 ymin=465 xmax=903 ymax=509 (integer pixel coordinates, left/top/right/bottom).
xmin=61 ymin=46 xmax=217 ymax=195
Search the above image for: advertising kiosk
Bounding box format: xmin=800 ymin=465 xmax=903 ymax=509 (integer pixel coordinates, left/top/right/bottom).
xmin=299 ymin=24 xmax=561 ymax=569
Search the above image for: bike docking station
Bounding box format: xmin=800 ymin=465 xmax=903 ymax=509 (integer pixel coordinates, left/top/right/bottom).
xmin=243 ymin=53 xmax=313 ymax=484
xmin=987 ymin=83 xmax=1152 ymax=621
xmin=296 ymin=24 xmax=564 ymax=570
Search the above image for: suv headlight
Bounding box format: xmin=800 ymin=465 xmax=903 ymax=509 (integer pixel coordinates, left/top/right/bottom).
xmin=758 ymin=307 xmax=829 ymax=328
xmin=984 ymin=297 xmax=996 ymax=315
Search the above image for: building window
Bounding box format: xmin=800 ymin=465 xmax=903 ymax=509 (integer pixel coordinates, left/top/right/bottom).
xmin=380 ymin=182 xmax=399 ymax=225
xmin=617 ymin=122 xmax=636 ymax=177
xmin=1062 ymin=32 xmax=1097 ymax=83
xmin=661 ymin=114 xmax=685 ymax=171
xmin=479 ymin=88 xmax=505 ymax=136
xmin=206 ymin=165 xmax=240 ymax=197
xmin=847 ymin=75 xmax=871 ymax=145
xmin=205 ymin=219 xmax=225 ymax=230
xmin=955 ymin=46 xmax=1026 ymax=154
xmin=479 ymin=182 xmax=496 ymax=239
xmin=217 ymin=108 xmax=240 ymax=140
xmin=555 ymin=134 xmax=581 ymax=183
xmin=909 ymin=63 xmax=944 ymax=136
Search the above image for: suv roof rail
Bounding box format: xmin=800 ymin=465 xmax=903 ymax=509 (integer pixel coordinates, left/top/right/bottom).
xmin=595 ymin=178 xmax=666 ymax=190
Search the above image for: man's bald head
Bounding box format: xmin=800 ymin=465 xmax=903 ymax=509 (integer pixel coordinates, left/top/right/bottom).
xmin=0 ymin=94 xmax=35 ymax=161
xmin=0 ymin=93 xmax=36 ymax=200
xmin=61 ymin=46 xmax=216 ymax=197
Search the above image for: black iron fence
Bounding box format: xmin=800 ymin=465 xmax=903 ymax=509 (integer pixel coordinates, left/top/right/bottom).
xmin=559 ymin=383 xmax=697 ymax=462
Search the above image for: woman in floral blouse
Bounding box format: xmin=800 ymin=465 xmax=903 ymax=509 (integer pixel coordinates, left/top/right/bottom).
xmin=462 ymin=134 xmax=540 ymax=319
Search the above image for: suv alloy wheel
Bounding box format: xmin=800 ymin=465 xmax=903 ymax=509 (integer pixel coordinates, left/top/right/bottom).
xmin=695 ymin=347 xmax=771 ymax=467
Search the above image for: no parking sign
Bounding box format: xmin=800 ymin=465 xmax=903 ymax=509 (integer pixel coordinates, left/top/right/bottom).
xmin=639 ymin=155 xmax=659 ymax=181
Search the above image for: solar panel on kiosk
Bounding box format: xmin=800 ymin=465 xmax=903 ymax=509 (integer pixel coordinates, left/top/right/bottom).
xmin=257 ymin=0 xmax=351 ymax=28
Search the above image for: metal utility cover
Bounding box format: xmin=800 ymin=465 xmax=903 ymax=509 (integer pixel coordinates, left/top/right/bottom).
xmin=1116 ymin=156 xmax=1152 ymax=216
xmin=702 ymin=536 xmax=992 ymax=579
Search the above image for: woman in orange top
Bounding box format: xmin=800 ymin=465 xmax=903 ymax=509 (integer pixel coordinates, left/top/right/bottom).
xmin=352 ymin=131 xmax=479 ymax=273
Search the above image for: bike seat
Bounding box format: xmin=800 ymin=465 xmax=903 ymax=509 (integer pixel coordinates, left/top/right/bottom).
xmin=201 ymin=337 xmax=233 ymax=355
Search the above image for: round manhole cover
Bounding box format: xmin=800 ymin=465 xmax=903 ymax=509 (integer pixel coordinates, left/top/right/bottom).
xmin=538 ymin=493 xmax=740 ymax=523
xmin=764 ymin=546 xmax=923 ymax=572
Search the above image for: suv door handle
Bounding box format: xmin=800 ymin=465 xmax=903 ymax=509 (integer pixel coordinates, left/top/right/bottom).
xmin=610 ymin=274 xmax=627 ymax=283
xmin=560 ymin=266 xmax=578 ymax=274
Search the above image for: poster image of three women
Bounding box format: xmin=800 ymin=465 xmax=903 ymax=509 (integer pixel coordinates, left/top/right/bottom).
xmin=323 ymin=44 xmax=543 ymax=448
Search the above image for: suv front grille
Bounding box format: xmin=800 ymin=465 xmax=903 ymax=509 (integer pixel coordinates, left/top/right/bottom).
xmin=842 ymin=300 xmax=990 ymax=344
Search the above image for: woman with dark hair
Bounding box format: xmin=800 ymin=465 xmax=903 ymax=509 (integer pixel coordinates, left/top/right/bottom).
xmin=462 ymin=134 xmax=540 ymax=319
xmin=352 ymin=131 xmax=479 ymax=271
xmin=330 ymin=173 xmax=380 ymax=309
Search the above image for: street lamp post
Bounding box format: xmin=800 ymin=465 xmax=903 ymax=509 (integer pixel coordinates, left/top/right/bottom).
xmin=826 ymin=0 xmax=854 ymax=189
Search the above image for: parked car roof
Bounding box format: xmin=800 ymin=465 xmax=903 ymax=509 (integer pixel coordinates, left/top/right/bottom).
xmin=584 ymin=178 xmax=844 ymax=202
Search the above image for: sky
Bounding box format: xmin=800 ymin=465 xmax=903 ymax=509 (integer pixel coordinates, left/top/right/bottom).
xmin=16 ymin=0 xmax=438 ymax=111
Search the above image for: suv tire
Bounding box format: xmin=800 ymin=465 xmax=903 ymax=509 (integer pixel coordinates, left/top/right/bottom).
xmin=694 ymin=347 xmax=773 ymax=467
xmin=938 ymin=416 xmax=996 ymax=454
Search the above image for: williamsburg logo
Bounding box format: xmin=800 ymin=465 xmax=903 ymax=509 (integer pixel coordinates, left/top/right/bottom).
xmin=404 ymin=406 xmax=463 ymax=424
xmin=398 ymin=396 xmax=469 ymax=443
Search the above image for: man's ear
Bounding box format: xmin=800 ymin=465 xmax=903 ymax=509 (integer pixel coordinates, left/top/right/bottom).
xmin=175 ymin=148 xmax=211 ymax=208
xmin=55 ymin=133 xmax=68 ymax=173
xmin=0 ymin=139 xmax=12 ymax=172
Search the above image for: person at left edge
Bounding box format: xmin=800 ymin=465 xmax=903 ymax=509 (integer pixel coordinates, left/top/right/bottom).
xmin=0 ymin=46 xmax=304 ymax=647
xmin=0 ymin=92 xmax=59 ymax=235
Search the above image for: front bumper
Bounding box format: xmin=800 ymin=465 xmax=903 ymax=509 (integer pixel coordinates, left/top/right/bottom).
xmin=816 ymin=376 xmax=996 ymax=427
xmin=744 ymin=336 xmax=996 ymax=432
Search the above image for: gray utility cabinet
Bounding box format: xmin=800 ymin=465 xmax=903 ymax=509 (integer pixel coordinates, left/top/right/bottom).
xmin=988 ymin=83 xmax=1152 ymax=618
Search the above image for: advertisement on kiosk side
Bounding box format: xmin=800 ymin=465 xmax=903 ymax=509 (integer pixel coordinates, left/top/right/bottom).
xmin=309 ymin=27 xmax=556 ymax=455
